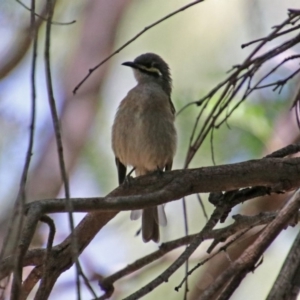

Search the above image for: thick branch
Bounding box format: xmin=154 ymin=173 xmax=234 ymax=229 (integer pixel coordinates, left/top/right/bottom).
xmin=27 ymin=157 xmax=300 ymax=214
xmin=2 ymin=157 xmax=300 ymax=297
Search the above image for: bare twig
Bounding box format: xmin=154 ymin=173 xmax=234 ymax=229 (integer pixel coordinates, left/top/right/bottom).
xmin=196 ymin=194 xmax=208 ymax=221
xmin=241 ymin=24 xmax=300 ymax=48
xmin=0 ymin=210 xmax=286 ymax=300
xmin=37 ymin=215 xmax=56 ymax=295
xmin=9 ymin=1 xmax=38 ymax=298
xmin=16 ymin=0 xmax=76 ymax=25
xmin=10 ymin=206 xmax=42 ymax=300
xmin=20 ymin=266 xmax=43 ymax=299
xmin=264 ymin=142 xmax=300 ymax=158
xmin=99 ymin=212 xmax=276 ymax=299
xmin=181 ymin=197 xmax=189 ymax=300
xmin=122 ymin=203 xmax=226 ymax=300
xmin=0 ymin=1 xmax=47 ymax=80
xmin=42 ymin=0 xmax=81 ymax=298
xmin=180 ymin=10 xmax=300 ymax=168
xmin=200 ymin=189 xmax=300 ymax=300
xmin=72 ymin=0 xmax=206 ymax=94
xmin=175 ymin=226 xmax=258 ymax=292
xmin=78 ymin=264 xmax=98 ymax=298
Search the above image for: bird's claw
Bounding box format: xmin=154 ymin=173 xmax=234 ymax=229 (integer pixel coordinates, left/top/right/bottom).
xmin=123 ymin=174 xmax=133 ymax=187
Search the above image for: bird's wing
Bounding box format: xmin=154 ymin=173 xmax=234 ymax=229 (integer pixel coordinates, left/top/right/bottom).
xmin=115 ymin=157 xmax=127 ymax=185
xmin=165 ymin=160 xmax=173 ymax=171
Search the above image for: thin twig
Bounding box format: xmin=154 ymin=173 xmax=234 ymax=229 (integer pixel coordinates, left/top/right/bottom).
xmin=72 ymin=0 xmax=206 ymax=94
xmin=200 ymin=189 xmax=300 ymax=300
xmin=122 ymin=206 xmax=224 ymax=300
xmin=181 ymin=197 xmax=189 ymax=300
xmin=175 ymin=226 xmax=257 ymax=291
xmin=20 ymin=266 xmax=43 ymax=299
xmin=241 ymin=24 xmax=300 ymax=48
xmin=16 ymin=0 xmax=76 ymax=25
xmin=180 ymin=10 xmax=300 ymax=168
xmin=196 ymin=194 xmax=208 ymax=221
xmin=99 ymin=212 xmax=277 ymax=299
xmin=264 ymin=142 xmax=300 ymax=158
xmin=42 ymin=0 xmax=81 ymax=298
xmin=38 ymin=215 xmax=56 ymax=292
xmin=9 ymin=0 xmax=38 ymax=298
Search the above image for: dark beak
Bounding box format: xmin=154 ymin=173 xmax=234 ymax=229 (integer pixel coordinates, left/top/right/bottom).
xmin=122 ymin=61 xmax=138 ymax=69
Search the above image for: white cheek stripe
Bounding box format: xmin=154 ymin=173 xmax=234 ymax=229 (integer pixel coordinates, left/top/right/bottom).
xmin=138 ymin=65 xmax=162 ymax=76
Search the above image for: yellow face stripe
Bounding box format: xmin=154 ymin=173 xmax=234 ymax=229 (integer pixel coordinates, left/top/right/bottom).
xmin=137 ymin=65 xmax=162 ymax=76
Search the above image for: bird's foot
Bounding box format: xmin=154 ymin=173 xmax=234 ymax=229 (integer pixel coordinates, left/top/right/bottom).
xmin=123 ymin=174 xmax=133 ymax=186
xmin=123 ymin=167 xmax=136 ymax=187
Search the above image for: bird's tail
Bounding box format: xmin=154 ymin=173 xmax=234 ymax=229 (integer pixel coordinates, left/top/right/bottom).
xmin=141 ymin=205 xmax=167 ymax=243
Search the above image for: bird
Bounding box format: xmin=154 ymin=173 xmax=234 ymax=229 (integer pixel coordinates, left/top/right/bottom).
xmin=111 ymin=53 xmax=177 ymax=243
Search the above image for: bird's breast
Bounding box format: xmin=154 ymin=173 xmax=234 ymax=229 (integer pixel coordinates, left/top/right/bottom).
xmin=112 ymin=85 xmax=177 ymax=171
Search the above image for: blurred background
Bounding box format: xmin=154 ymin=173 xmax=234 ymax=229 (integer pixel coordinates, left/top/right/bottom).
xmin=0 ymin=0 xmax=300 ymax=299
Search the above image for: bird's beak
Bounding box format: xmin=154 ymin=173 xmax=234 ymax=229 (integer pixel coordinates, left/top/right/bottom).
xmin=122 ymin=61 xmax=138 ymax=69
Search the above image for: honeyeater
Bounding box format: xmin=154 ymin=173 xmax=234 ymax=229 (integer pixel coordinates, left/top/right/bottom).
xmin=111 ymin=53 xmax=177 ymax=242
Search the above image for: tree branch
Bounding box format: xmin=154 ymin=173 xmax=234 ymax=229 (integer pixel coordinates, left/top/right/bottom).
xmin=2 ymin=156 xmax=300 ymax=298
xmin=200 ymin=189 xmax=300 ymax=300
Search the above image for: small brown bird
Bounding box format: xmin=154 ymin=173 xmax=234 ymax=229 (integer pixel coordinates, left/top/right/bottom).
xmin=111 ymin=53 xmax=177 ymax=243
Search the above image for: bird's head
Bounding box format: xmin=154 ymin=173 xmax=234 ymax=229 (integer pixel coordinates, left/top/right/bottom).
xmin=122 ymin=53 xmax=172 ymax=96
